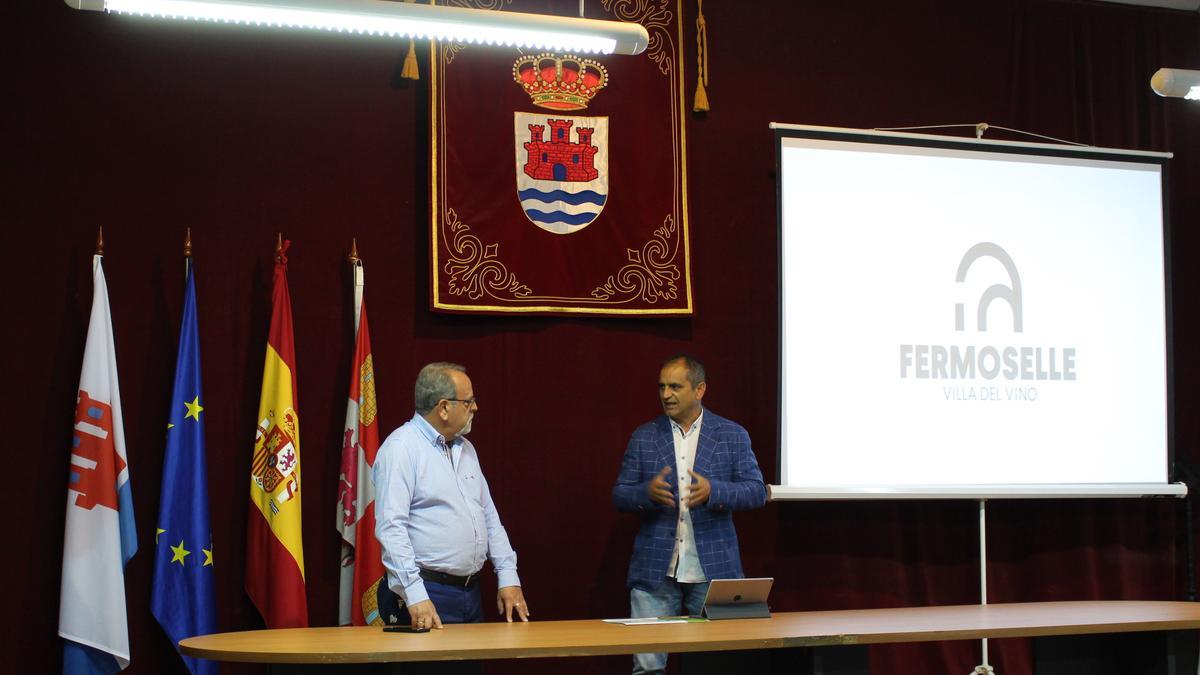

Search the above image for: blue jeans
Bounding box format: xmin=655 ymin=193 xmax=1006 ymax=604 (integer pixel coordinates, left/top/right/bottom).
xmin=377 ymin=579 xmax=484 ymax=625
xmin=379 ymin=580 xmax=483 ymax=675
xmin=630 ymin=578 xmax=710 ymax=675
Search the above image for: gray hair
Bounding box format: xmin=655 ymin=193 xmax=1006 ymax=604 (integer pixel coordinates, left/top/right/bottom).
xmin=662 ymin=353 xmax=706 ymax=388
xmin=414 ymin=362 xmax=466 ymax=414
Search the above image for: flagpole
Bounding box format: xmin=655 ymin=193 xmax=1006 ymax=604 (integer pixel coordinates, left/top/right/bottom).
xmin=93 ymin=226 xmax=104 ymax=281
xmin=350 ymin=238 xmax=363 ymax=331
xmin=184 ymin=228 xmax=192 ymax=276
xmin=338 ymin=239 xmax=360 ymax=624
xmin=63 ymin=226 xmax=137 ymax=673
xmin=337 ymin=238 xmax=383 ymax=626
xmin=246 ymin=231 xmax=307 ymax=628
xmin=339 ymin=237 xmax=363 ymax=625
xmin=152 ymin=230 xmax=218 ymax=674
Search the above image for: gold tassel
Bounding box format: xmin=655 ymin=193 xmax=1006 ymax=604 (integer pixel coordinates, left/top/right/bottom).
xmin=401 ymin=0 xmax=419 ymax=80
xmin=402 ymin=37 xmax=420 ymax=80
xmin=693 ymin=0 xmax=709 ymax=112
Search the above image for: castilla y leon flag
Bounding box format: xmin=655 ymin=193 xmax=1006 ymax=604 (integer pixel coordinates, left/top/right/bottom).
xmin=245 ymin=239 xmax=307 ymax=628
xmin=60 ymin=253 xmax=138 ymax=674
xmin=431 ymin=0 xmax=692 ymax=316
xmin=336 ymin=254 xmax=385 ymax=626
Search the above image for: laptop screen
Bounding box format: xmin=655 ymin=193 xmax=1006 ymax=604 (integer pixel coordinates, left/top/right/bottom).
xmin=702 ymin=577 xmax=774 ymax=607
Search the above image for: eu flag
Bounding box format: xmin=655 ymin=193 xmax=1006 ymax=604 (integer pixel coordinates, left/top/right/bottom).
xmin=151 ymin=259 xmax=217 ymax=674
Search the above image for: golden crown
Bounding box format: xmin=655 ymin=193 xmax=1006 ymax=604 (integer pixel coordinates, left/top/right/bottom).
xmin=513 ymin=53 xmax=608 ymax=111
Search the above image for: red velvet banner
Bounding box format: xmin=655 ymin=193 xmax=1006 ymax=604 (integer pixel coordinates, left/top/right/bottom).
xmin=431 ymin=0 xmax=693 ymax=316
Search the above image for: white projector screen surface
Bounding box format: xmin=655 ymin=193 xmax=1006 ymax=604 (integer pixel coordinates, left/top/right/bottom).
xmin=774 ymin=125 xmax=1175 ymax=498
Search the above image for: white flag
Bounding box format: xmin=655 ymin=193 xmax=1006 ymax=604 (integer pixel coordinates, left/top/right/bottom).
xmin=60 ymin=254 xmax=137 ymax=674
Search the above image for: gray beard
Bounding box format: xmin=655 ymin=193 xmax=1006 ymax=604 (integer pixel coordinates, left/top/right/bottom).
xmin=457 ymin=416 xmax=473 ymax=437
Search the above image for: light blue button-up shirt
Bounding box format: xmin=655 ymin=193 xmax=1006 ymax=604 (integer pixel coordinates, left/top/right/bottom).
xmin=374 ymin=413 xmax=521 ymax=606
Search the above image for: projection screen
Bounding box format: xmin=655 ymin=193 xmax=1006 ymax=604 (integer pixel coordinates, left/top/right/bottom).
xmin=772 ymin=124 xmax=1181 ymax=499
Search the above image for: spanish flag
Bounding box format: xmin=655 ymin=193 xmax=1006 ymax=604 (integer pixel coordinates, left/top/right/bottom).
xmin=245 ymin=238 xmax=307 ymax=628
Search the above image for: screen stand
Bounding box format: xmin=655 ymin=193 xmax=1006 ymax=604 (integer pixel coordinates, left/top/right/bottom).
xmin=972 ymin=499 xmax=997 ymax=675
xmin=703 ymin=601 xmax=771 ymax=620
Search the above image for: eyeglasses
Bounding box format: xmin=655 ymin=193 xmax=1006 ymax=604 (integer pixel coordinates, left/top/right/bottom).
xmin=445 ymin=397 xmax=477 ymax=407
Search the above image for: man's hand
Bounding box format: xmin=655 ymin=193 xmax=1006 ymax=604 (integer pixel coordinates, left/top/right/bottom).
xmin=686 ymin=469 xmax=711 ymax=508
xmin=497 ymin=585 xmax=530 ymax=622
xmin=647 ymin=466 xmax=675 ymax=507
xmin=406 ymin=599 xmax=444 ymax=630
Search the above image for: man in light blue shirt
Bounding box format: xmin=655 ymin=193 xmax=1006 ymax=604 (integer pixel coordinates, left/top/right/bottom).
xmin=374 ymin=362 xmax=530 ymax=635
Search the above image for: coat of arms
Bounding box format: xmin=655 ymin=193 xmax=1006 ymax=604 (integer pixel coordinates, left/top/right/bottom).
xmin=513 ymin=54 xmax=609 ymax=235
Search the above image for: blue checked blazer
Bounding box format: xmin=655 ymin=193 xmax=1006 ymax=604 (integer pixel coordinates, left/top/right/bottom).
xmin=612 ymin=410 xmax=767 ymax=592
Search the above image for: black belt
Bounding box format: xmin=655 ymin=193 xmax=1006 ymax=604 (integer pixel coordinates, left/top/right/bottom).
xmin=419 ymin=567 xmax=480 ymax=588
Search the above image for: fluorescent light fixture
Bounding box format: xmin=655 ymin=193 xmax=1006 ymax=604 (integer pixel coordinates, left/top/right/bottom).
xmin=1150 ymin=68 xmax=1200 ymax=100
xmin=63 ymin=0 xmax=650 ymax=55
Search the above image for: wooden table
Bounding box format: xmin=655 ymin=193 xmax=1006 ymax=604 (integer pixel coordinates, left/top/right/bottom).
xmin=179 ymin=600 xmax=1200 ymax=664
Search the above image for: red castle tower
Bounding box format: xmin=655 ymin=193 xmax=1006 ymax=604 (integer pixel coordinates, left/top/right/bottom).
xmin=523 ymin=119 xmax=599 ymax=182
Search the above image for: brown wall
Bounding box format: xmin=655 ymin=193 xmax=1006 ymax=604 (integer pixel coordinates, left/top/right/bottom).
xmin=7 ymin=0 xmax=1200 ymax=672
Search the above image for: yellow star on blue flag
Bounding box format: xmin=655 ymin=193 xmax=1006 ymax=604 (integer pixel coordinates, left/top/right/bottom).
xmin=170 ymin=540 xmax=191 ymax=565
xmin=184 ymin=396 xmax=203 ymax=421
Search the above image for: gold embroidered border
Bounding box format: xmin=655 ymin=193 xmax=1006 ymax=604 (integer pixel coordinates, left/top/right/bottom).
xmin=591 ymin=215 xmax=681 ymax=303
xmin=442 ymin=208 xmax=533 ymax=301
xmin=441 ymin=209 xmax=680 ymax=305
xmin=430 ymin=0 xmax=692 ymax=315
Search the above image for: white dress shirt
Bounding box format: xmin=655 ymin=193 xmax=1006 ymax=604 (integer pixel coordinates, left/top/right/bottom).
xmin=668 ymin=409 xmax=706 ymax=583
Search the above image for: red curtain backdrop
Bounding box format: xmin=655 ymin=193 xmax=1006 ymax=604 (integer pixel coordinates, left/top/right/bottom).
xmin=431 ymin=0 xmax=694 ymax=316
xmin=7 ymin=1 xmax=1199 ymax=673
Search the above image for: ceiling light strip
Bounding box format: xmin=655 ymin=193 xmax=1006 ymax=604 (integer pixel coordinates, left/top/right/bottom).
xmin=65 ymin=0 xmax=648 ymax=55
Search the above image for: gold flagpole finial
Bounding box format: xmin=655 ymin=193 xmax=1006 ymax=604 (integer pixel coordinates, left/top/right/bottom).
xmin=275 ymin=232 xmax=284 ymax=263
xmin=184 ymin=227 xmax=193 ymax=258
xmin=349 ymin=237 xmax=360 ymax=265
xmin=95 ymin=226 xmax=105 ymax=256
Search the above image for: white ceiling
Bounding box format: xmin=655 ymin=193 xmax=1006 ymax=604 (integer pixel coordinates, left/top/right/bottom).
xmin=1099 ymin=0 xmax=1199 ymax=10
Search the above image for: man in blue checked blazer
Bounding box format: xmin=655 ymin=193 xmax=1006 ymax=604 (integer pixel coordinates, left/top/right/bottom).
xmin=613 ymin=354 xmax=767 ymax=674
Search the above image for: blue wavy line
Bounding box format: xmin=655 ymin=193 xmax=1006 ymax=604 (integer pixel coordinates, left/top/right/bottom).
xmin=524 ymin=210 xmax=600 ymax=226
xmin=517 ymin=188 xmax=607 ymax=206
